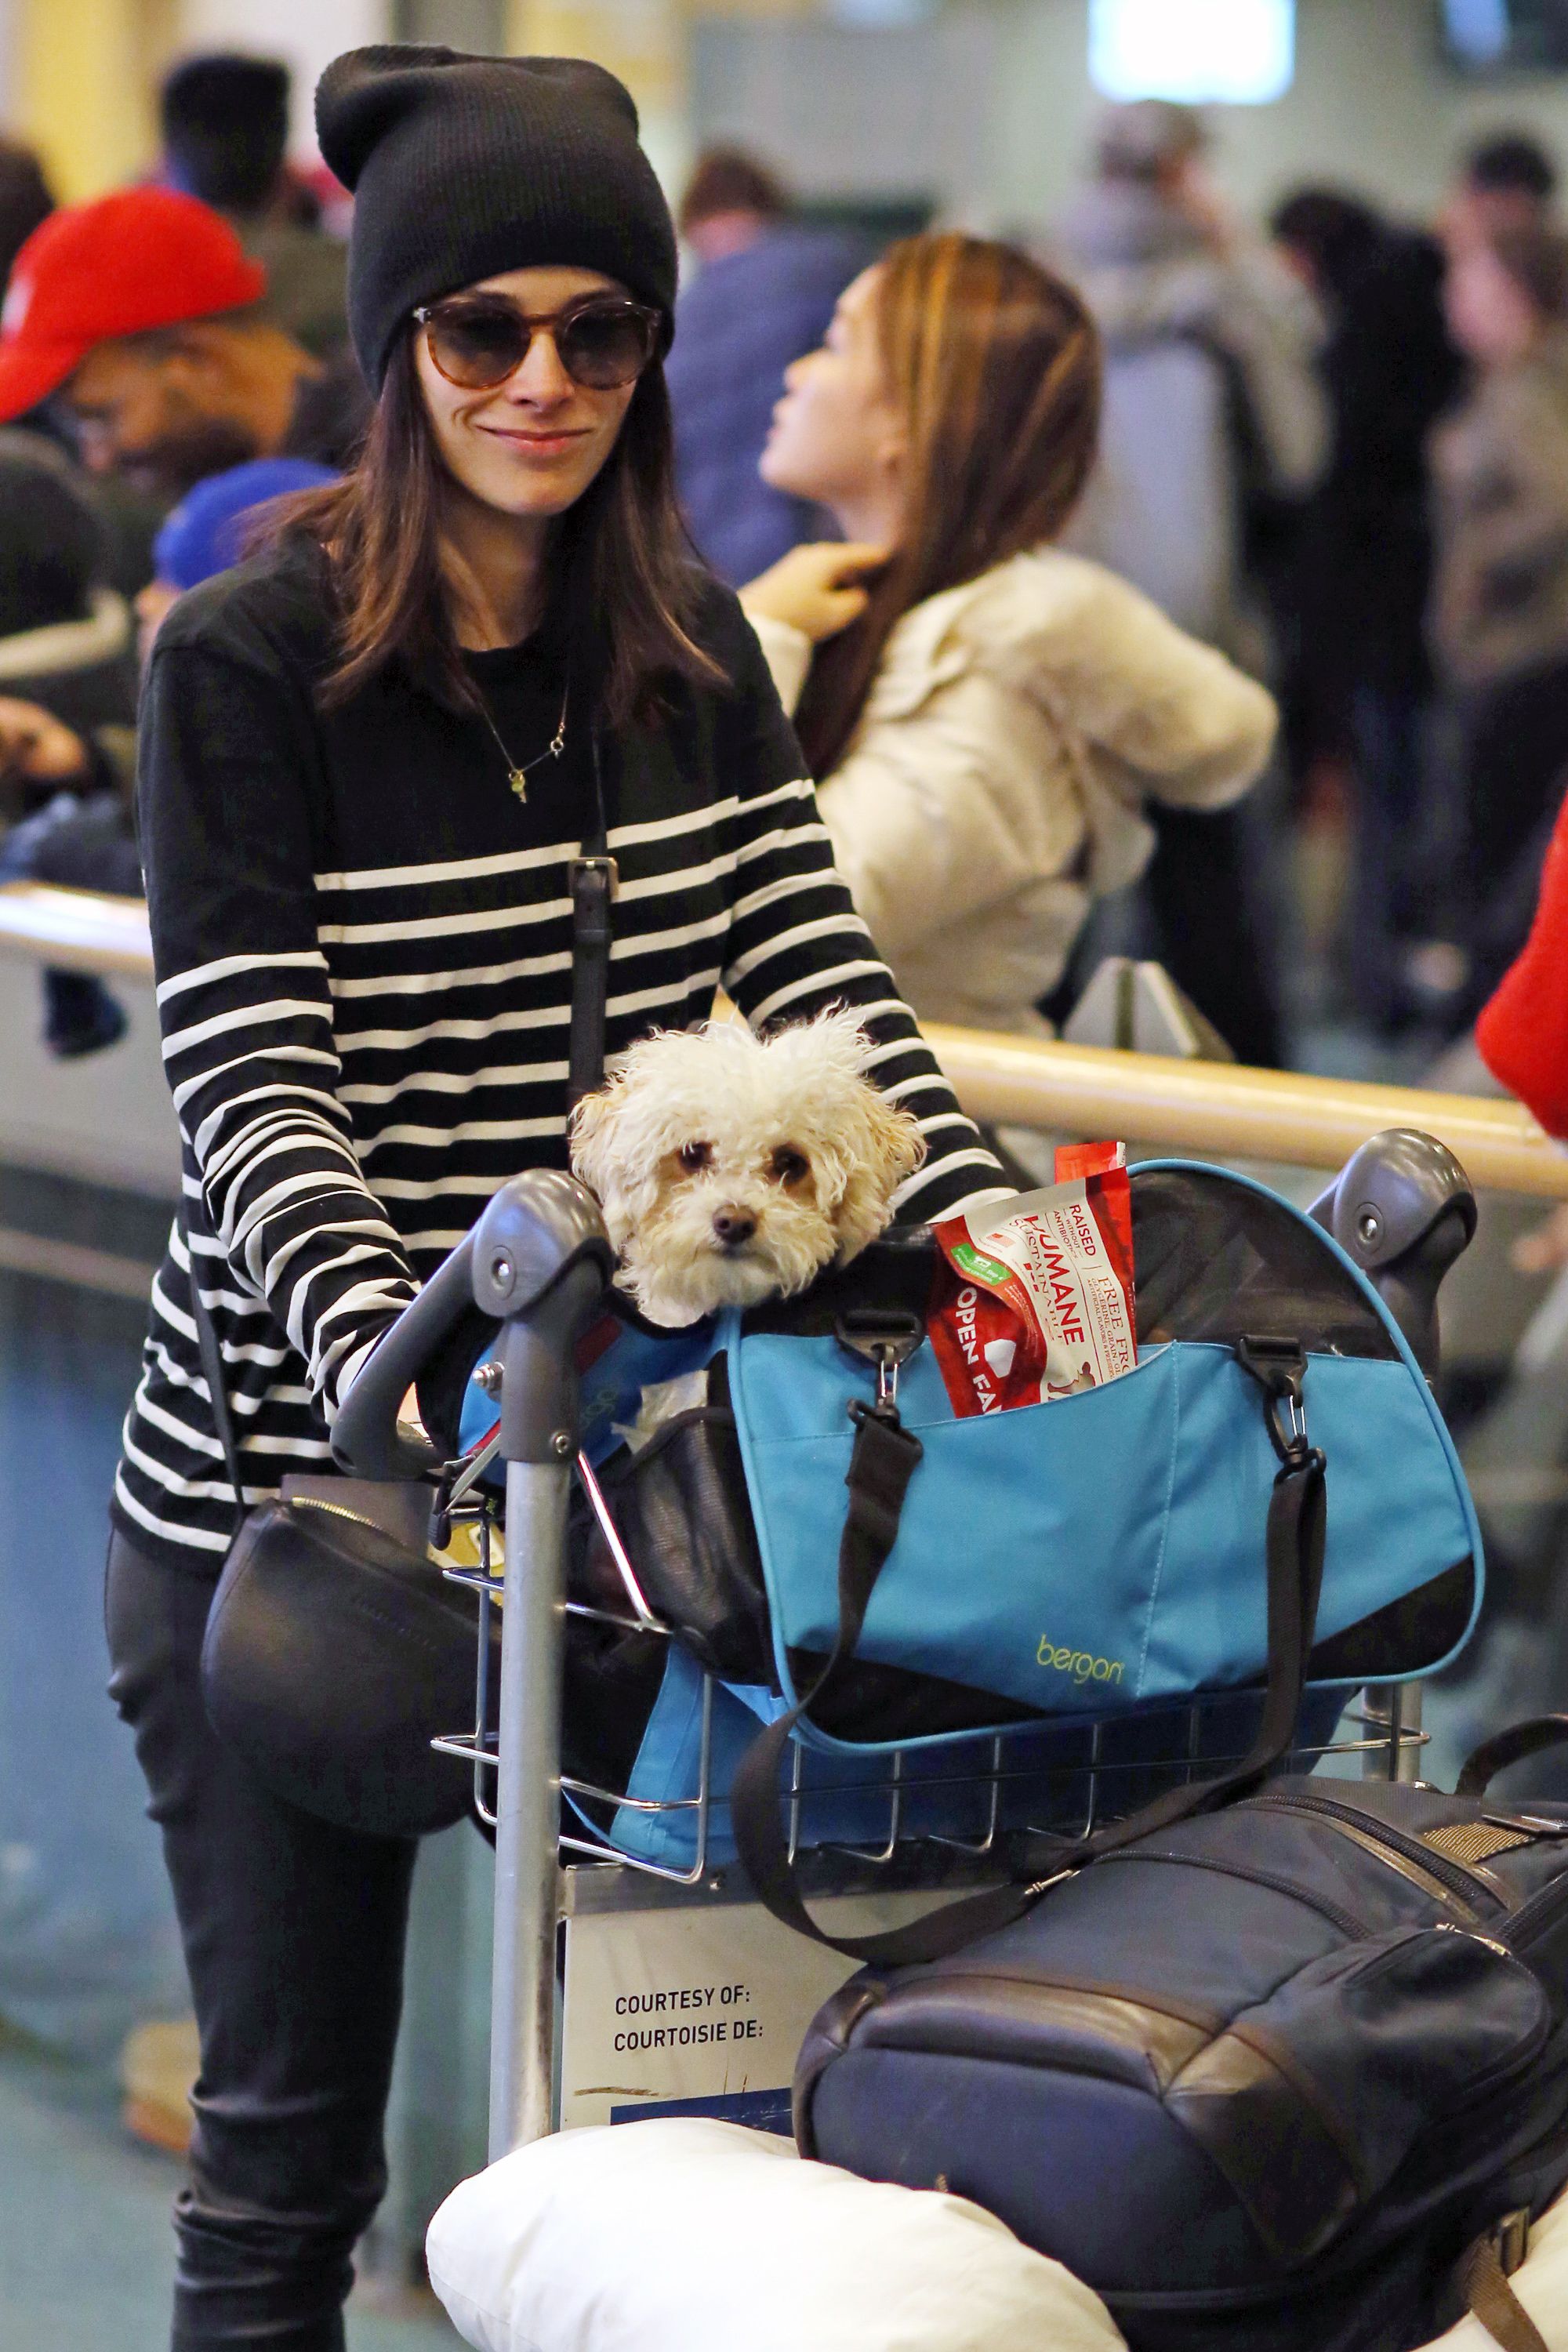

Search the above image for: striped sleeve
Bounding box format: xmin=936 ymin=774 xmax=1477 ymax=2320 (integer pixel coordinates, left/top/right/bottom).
xmin=139 ymin=643 xmax=419 ymax=1420
xmin=717 ymin=608 xmax=1008 ymax=1225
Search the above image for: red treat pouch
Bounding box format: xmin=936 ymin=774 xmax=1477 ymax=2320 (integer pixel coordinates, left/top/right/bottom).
xmin=929 ymin=1143 xmax=1137 ymax=1417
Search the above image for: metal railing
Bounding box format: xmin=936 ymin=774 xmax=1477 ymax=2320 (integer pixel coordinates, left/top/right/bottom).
xmin=6 ymin=877 xmax=1566 ymax=1200
xmin=0 ymin=880 xmax=152 ymax=980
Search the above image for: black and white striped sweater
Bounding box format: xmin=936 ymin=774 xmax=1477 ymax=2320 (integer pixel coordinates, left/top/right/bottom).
xmin=114 ymin=541 xmax=1004 ymax=1570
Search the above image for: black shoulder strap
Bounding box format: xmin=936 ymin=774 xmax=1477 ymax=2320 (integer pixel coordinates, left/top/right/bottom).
xmin=183 ymin=1221 xmax=248 ymax=1534
xmin=729 ymin=1383 xmax=1327 ymax=1969
xmin=567 ymin=731 xmax=614 ymax=1107
xmin=563 ymin=566 xmax=615 ymax=1109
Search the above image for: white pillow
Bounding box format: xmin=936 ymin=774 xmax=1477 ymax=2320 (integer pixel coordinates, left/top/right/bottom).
xmin=426 ymin=2118 xmax=1127 ymax=2352
xmin=1420 ymin=2192 xmax=1568 ymax=2350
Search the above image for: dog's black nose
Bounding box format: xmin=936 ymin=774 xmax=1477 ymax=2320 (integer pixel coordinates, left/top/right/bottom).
xmin=712 ymin=1208 xmax=757 ymax=1249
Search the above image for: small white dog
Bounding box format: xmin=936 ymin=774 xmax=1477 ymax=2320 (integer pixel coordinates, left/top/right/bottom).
xmin=569 ymin=1008 xmax=927 ymax=1327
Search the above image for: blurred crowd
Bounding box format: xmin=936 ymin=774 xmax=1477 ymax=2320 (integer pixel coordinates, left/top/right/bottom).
xmin=3 ymin=51 xmax=1568 ymax=1084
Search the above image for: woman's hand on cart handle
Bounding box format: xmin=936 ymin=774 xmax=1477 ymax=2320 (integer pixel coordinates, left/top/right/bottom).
xmin=330 ymin=1171 xmax=615 ymax=1482
xmin=331 ymin=1227 xmax=483 ymax=1480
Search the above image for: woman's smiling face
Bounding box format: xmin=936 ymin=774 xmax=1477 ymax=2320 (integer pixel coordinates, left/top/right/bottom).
xmin=413 ymin=264 xmax=641 ymax=521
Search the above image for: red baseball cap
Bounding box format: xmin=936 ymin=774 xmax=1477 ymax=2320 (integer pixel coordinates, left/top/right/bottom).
xmin=0 ymin=186 xmax=267 ymax=423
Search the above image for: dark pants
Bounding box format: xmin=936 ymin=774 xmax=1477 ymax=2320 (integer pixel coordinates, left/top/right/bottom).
xmin=1458 ymin=657 xmax=1568 ymax=1015
xmin=105 ymin=1530 xmax=419 ymax=2352
xmin=1346 ymin=685 xmax=1430 ymax=1029
xmin=1142 ymin=800 xmax=1285 ymax=1069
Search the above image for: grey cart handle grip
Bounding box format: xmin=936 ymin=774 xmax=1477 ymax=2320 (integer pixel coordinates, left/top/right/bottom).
xmin=332 ymin=1170 xmax=613 ymax=1479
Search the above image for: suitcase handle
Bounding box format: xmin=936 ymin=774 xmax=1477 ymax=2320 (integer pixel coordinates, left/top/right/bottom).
xmin=1457 ymin=1717 xmax=1568 ymax=1798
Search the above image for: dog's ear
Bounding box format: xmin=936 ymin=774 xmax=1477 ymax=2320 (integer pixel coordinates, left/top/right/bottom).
xmin=832 ymin=1084 xmax=927 ymax=1263
xmin=568 ymin=1083 xmax=619 ymax=1205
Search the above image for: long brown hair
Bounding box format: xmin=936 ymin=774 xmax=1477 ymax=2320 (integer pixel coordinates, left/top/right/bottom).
xmin=793 ymin=234 xmax=1102 ymax=779
xmin=267 ymin=332 xmax=721 ymax=724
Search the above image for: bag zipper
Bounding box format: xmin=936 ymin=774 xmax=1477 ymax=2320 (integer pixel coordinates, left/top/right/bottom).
xmin=1251 ymin=1789 xmax=1502 ymax=1917
xmin=1500 ymin=1871 xmax=1568 ymax=1953
xmin=1251 ymin=1793 xmax=1484 ymax=1921
xmin=1093 ymin=1847 xmax=1372 ymax=1940
xmin=288 ymin=1495 xmax=397 ymax=1538
xmin=1432 ymin=1920 xmax=1513 ymax=1961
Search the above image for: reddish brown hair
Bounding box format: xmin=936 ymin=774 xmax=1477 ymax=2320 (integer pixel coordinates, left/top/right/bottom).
xmin=679 ymin=147 xmax=789 ymax=237
xmin=793 ymin=234 xmax=1102 ymax=779
xmin=267 ymin=332 xmax=720 ymax=724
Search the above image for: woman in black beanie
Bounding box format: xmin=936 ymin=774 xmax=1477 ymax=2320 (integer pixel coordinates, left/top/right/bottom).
xmin=104 ymin=45 xmax=1002 ymax=2352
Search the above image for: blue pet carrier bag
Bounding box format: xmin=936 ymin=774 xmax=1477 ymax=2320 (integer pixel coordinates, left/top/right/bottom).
xmin=456 ymin=1157 xmax=1481 ymax=1884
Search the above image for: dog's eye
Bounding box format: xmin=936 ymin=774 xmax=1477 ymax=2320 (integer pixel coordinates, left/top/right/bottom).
xmin=677 ymin=1141 xmax=713 ymax=1173
xmin=771 ymin=1145 xmax=810 ymax=1186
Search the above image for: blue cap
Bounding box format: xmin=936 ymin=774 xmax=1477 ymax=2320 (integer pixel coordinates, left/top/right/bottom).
xmin=152 ymin=457 xmax=339 ymax=590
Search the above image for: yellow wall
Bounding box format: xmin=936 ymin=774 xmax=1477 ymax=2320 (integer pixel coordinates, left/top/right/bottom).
xmin=505 ymin=0 xmax=693 ymax=188
xmin=14 ymin=0 xmax=176 ymax=202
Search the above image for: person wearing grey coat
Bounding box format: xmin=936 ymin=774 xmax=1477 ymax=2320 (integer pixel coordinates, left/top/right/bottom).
xmin=1432 ymin=224 xmax=1568 ymax=1016
xmin=1051 ymin=105 xmax=1324 ymax=1067
xmin=1056 ymin=100 xmax=1325 ymax=665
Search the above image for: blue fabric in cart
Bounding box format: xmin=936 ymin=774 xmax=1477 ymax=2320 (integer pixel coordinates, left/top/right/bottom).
xmin=608 ymin=1644 xmax=1348 ymax=1871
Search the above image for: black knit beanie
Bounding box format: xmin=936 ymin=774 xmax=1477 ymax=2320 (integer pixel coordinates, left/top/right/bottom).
xmin=316 ymin=45 xmax=678 ymax=392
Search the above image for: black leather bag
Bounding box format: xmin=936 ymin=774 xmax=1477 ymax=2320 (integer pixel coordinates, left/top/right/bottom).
xmin=797 ymin=1722 xmax=1568 ymax=2352
xmin=200 ymin=1473 xmax=494 ymax=1837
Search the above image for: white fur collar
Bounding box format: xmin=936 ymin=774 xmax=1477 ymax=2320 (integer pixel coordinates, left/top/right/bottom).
xmin=0 ymin=586 xmax=132 ymax=681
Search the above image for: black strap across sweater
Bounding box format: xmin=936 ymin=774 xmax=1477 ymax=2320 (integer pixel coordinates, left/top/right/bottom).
xmin=114 ymin=536 xmax=1004 ymax=1569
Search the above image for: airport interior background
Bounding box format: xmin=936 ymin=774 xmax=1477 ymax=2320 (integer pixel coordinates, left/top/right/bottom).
xmin=9 ymin=0 xmax=1568 ymax=2343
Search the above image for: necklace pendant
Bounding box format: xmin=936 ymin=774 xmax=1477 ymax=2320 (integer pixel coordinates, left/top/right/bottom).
xmin=508 ymin=768 xmax=529 ymax=804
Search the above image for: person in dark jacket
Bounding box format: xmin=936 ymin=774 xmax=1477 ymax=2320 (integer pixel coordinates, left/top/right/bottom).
xmin=0 ymin=137 xmax=53 ymax=286
xmin=0 ymin=454 xmax=336 ymax=1054
xmin=0 ymin=430 xmax=136 ymax=737
xmin=0 ymin=429 xmax=138 ymax=1051
xmin=666 ymin=147 xmax=858 ymax=584
xmin=1272 ymin=188 xmax=1465 ymax=1030
xmin=160 ymin=51 xmax=351 ymax=361
xmin=1446 ymin=131 xmax=1559 ymax=256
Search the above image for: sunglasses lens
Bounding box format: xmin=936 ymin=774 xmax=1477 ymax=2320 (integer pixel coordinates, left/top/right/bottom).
xmin=558 ymin=304 xmax=658 ymax=389
xmin=426 ymin=306 xmax=527 ymax=388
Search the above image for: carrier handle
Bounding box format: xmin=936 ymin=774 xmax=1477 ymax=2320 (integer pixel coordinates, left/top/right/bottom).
xmin=1308 ymin=1128 xmax=1475 ymax=1377
xmin=1457 ymin=1718 xmax=1568 ymax=1798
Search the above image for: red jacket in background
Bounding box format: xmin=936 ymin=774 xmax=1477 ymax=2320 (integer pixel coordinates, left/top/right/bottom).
xmin=1477 ymin=790 xmax=1568 ymax=1137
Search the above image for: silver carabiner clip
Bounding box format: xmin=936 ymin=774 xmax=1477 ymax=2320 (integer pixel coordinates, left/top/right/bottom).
xmin=837 ymin=1307 xmax=924 ymax=1422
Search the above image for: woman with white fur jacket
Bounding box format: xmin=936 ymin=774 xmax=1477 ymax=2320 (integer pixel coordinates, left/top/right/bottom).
xmin=740 ymin=233 xmax=1277 ymax=1036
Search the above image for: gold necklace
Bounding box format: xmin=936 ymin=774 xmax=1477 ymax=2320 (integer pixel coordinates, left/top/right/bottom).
xmin=474 ymin=684 xmax=568 ymax=803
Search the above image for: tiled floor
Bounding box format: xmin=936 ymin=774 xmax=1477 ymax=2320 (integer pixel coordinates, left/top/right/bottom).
xmin=0 ymin=2029 xmax=463 ymax=2352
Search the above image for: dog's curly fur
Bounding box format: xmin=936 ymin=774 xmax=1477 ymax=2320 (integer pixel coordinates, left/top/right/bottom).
xmin=569 ymin=1009 xmax=927 ymax=1327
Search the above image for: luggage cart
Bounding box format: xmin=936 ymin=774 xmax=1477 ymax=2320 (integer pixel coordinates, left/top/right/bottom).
xmin=334 ymin=1136 xmax=1467 ymax=2164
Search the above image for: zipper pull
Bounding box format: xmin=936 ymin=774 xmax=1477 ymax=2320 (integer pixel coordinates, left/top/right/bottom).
xmin=1433 ymin=1920 xmax=1513 ymax=1961
xmin=1026 ymin=1867 xmax=1081 ymax=1900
